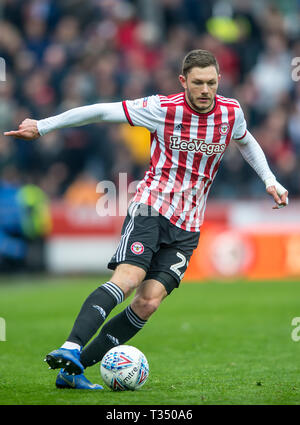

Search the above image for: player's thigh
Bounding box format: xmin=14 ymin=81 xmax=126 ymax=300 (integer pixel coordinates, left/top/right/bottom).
xmin=147 ymin=217 xmax=200 ymax=292
xmin=108 ymin=203 xmax=160 ymax=280
xmin=110 ymin=263 xmax=147 ymax=298
xmin=131 ymin=278 xmax=168 ymax=320
xmin=146 ymin=240 xmax=198 ymax=294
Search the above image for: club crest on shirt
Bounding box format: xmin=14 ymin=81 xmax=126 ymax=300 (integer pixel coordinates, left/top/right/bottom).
xmin=219 ymin=122 xmax=230 ymax=135
xmin=131 ymin=242 xmax=144 ymax=255
xmin=170 ymin=136 xmax=225 ymax=155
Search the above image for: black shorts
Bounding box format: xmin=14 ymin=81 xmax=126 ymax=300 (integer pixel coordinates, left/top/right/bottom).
xmin=108 ymin=203 xmax=200 ymax=294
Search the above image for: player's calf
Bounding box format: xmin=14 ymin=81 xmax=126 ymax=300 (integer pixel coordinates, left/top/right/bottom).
xmin=130 ymin=295 xmax=162 ymax=320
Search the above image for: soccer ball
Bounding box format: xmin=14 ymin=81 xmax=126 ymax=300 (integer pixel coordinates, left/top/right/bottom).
xmin=100 ymin=345 xmax=149 ymax=391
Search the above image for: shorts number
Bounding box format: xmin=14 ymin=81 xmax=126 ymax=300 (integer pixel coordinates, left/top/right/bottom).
xmin=170 ymin=252 xmax=187 ymax=279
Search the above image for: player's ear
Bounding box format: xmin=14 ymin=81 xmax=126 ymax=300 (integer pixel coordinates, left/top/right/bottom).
xmin=179 ymin=74 xmax=187 ymax=89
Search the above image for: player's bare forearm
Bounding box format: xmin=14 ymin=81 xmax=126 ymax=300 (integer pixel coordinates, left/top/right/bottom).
xmin=4 ymin=118 xmax=40 ymax=140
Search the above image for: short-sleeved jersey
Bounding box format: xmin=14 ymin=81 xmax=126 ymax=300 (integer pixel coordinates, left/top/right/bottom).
xmin=122 ymin=92 xmax=247 ymax=232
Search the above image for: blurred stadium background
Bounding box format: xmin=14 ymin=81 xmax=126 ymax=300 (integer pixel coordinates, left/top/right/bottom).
xmin=0 ymin=0 xmax=300 ymax=280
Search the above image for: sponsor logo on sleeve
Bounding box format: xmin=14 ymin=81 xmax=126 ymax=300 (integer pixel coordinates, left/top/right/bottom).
xmin=132 ymin=97 xmax=149 ymax=109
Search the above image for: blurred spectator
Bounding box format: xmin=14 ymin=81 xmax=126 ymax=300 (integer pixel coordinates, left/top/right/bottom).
xmin=64 ymin=172 xmax=101 ymax=206
xmin=0 ymin=179 xmax=51 ymax=272
xmin=251 ymin=32 xmax=292 ymax=113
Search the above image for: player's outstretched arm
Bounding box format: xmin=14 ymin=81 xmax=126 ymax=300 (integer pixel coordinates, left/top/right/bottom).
xmin=233 ymin=131 xmax=289 ymax=209
xmin=4 ymin=102 xmax=127 ymax=140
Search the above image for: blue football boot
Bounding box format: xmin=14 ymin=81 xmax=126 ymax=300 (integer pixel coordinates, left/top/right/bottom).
xmin=44 ymin=348 xmax=84 ymax=375
xmin=56 ymin=369 xmax=103 ymax=390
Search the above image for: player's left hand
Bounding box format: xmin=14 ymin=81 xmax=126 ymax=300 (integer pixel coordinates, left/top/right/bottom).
xmin=266 ymin=182 xmax=289 ymax=209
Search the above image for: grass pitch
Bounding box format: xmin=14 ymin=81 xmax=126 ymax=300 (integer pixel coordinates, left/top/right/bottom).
xmin=0 ymin=275 xmax=300 ymax=405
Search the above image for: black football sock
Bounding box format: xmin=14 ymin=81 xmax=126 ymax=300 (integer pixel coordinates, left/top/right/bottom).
xmin=66 ymin=281 xmax=124 ymax=347
xmin=80 ymin=305 xmax=147 ymax=368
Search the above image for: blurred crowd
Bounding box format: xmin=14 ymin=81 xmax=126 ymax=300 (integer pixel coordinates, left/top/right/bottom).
xmin=0 ymin=0 xmax=300 ymax=203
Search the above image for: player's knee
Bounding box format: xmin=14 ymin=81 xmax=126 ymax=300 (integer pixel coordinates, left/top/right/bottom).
xmin=111 ymin=264 xmax=146 ymax=297
xmin=131 ymin=295 xmax=161 ymax=320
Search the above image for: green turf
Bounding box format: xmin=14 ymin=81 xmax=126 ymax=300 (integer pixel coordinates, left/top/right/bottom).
xmin=0 ymin=275 xmax=300 ymax=405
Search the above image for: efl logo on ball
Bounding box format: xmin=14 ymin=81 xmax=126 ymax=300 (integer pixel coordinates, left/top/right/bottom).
xmin=131 ymin=242 xmax=144 ymax=255
xmin=219 ymin=122 xmax=230 ymax=135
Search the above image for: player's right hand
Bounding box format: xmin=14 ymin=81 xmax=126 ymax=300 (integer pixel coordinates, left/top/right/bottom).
xmin=266 ymin=181 xmax=289 ymax=209
xmin=4 ymin=118 xmax=40 ymax=140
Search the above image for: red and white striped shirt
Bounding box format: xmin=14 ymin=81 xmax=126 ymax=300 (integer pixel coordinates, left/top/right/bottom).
xmin=122 ymin=92 xmax=247 ymax=232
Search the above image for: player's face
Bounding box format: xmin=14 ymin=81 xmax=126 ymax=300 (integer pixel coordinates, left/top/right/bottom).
xmin=179 ymin=66 xmax=220 ymax=113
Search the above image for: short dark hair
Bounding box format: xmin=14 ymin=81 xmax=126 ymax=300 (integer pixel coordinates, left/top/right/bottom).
xmin=182 ymin=49 xmax=219 ymax=76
